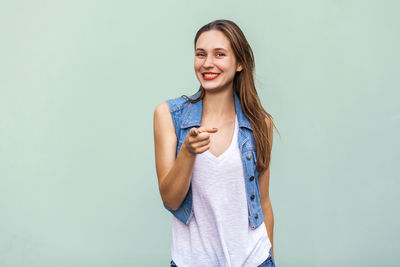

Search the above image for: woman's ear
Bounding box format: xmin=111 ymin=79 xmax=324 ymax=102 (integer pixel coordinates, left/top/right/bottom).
xmin=236 ymin=63 xmax=243 ymax=72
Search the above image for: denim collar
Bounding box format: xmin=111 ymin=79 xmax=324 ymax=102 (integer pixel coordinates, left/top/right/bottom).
xmin=180 ymin=90 xmax=252 ymax=131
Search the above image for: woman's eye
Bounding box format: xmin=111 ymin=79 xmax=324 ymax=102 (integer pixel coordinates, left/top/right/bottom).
xmin=195 ymin=52 xmax=225 ymax=57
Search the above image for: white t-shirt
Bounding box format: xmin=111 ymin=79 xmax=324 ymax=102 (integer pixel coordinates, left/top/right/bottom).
xmin=171 ymin=115 xmax=271 ymax=267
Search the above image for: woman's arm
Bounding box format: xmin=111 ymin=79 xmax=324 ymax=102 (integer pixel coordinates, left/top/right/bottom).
xmin=153 ymin=102 xmax=216 ymax=210
xmin=259 ymin=116 xmax=275 ymax=259
xmin=259 ymin=167 xmax=274 ymax=258
xmin=153 ymin=102 xmax=196 ymax=210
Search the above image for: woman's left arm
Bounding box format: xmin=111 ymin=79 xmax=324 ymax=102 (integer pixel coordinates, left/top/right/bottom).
xmin=259 ymin=167 xmax=274 ymax=258
xmin=258 ymin=116 xmax=274 ymax=259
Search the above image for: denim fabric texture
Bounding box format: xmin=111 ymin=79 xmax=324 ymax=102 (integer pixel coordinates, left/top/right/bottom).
xmin=163 ymin=90 xmax=265 ymax=229
xmin=257 ymin=248 xmax=276 ymax=267
xmin=169 ymin=248 xmax=275 ymax=267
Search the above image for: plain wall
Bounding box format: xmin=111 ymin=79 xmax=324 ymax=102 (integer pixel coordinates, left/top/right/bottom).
xmin=1 ymin=0 xmax=399 ymax=266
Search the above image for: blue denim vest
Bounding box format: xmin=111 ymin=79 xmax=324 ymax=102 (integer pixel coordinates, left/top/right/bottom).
xmin=163 ymin=90 xmax=264 ymax=229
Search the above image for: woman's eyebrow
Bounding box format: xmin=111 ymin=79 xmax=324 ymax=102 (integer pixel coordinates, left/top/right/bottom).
xmin=195 ymin=47 xmax=228 ymax=52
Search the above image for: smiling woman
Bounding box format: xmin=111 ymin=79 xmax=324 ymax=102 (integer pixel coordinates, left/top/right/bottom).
xmin=194 ymin=30 xmax=243 ymax=92
xmin=153 ymin=19 xmax=278 ymax=267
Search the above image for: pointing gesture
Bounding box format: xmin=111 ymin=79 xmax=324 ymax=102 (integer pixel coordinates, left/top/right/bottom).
xmin=184 ymin=127 xmax=218 ymax=154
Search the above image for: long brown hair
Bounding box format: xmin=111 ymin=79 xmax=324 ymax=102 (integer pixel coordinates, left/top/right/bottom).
xmin=183 ymin=19 xmax=279 ymax=173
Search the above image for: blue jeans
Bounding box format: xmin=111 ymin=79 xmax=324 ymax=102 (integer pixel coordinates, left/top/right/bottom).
xmin=170 ymin=248 xmax=276 ymax=267
xmin=257 ymin=248 xmax=276 ymax=267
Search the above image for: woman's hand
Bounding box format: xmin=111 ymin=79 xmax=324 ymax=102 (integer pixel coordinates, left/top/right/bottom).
xmin=183 ymin=127 xmax=218 ymax=155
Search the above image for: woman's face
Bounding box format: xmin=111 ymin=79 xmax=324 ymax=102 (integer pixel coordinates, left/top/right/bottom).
xmin=194 ymin=30 xmax=242 ymax=93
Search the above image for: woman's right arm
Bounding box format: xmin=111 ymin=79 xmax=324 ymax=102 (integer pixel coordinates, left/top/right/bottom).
xmin=153 ymin=102 xmax=216 ymax=210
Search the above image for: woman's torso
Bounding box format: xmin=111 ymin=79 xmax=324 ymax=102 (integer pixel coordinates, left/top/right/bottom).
xmin=171 ymin=114 xmax=271 ymax=267
xmin=163 ymin=90 xmax=266 ymax=231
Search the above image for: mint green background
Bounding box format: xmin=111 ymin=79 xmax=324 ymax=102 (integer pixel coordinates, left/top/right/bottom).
xmin=1 ymin=0 xmax=399 ymax=266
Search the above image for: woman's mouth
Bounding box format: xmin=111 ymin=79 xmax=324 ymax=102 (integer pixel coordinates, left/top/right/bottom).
xmin=202 ymin=72 xmax=220 ymax=80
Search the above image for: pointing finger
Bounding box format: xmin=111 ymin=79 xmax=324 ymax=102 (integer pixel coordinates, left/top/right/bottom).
xmin=198 ymin=127 xmax=218 ymax=134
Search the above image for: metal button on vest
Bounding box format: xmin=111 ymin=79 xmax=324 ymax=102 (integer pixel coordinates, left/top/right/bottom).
xmin=249 ymin=176 xmax=254 ymax=181
xmin=255 ymin=213 xmax=259 ymax=219
xmin=247 ymin=154 xmax=251 ymax=160
xmin=250 ymin=194 xmax=255 ymax=200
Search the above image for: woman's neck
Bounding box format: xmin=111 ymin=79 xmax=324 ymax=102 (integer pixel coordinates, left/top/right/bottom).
xmin=203 ymin=89 xmax=236 ymax=120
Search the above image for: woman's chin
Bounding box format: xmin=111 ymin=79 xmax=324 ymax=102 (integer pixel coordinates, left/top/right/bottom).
xmin=202 ymin=83 xmax=232 ymax=93
xmin=201 ymin=81 xmax=220 ymax=90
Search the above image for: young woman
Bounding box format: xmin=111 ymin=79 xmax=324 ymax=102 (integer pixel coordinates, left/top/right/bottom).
xmin=153 ymin=19 xmax=277 ymax=267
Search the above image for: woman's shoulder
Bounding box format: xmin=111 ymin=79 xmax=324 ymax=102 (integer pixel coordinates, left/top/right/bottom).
xmin=164 ymin=91 xmax=198 ymax=112
xmin=153 ymin=95 xmax=188 ymax=123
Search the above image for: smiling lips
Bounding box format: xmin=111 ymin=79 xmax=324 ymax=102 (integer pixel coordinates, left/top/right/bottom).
xmin=202 ymin=72 xmax=220 ymax=80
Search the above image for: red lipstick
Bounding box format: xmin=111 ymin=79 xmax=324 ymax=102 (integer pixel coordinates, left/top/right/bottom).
xmin=202 ymin=72 xmax=220 ymax=80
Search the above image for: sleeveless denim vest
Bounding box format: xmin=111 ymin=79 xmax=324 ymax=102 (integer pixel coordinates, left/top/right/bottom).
xmin=163 ymin=90 xmax=264 ymax=229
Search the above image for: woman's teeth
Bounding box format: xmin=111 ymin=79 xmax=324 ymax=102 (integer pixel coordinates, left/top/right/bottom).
xmin=204 ymin=74 xmax=219 ymax=77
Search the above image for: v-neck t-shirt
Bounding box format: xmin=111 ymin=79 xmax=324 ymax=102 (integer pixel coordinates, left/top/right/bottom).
xmin=170 ymin=114 xmax=271 ymax=267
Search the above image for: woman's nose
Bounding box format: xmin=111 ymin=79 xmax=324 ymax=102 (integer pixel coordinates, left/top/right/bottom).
xmin=203 ymin=55 xmax=214 ymax=68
